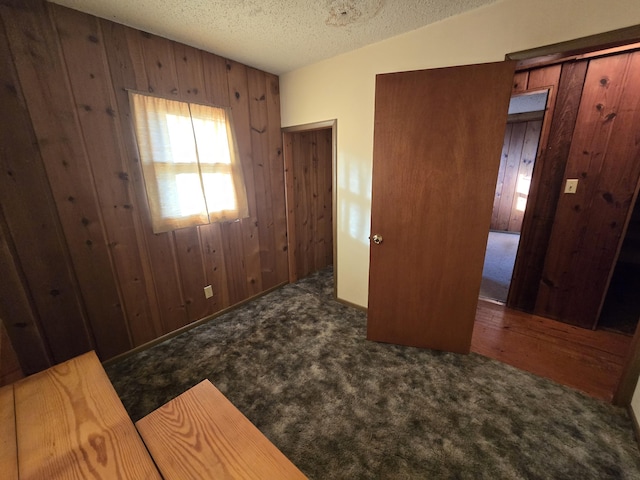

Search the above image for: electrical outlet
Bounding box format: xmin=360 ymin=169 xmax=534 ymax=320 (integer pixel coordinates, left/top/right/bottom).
xmin=564 ymin=178 xmax=578 ymax=194
xmin=204 ymin=285 xmax=213 ymax=299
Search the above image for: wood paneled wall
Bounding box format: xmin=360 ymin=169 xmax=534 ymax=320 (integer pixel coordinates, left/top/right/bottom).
xmin=284 ymin=129 xmax=333 ymax=281
xmin=508 ymin=63 xmax=579 ymax=310
xmin=0 ymin=0 xmax=288 ymax=371
xmin=535 ymin=50 xmax=640 ymax=328
xmin=509 ymin=49 xmax=640 ymax=330
xmin=491 ymin=119 xmax=542 ymax=233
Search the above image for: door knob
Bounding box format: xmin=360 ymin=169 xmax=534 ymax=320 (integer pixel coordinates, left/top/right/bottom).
xmin=372 ymin=234 xmax=383 ymax=245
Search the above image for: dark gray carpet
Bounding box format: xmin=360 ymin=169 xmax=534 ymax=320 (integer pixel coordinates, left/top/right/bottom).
xmin=480 ymin=231 xmax=520 ymax=302
xmin=106 ymin=267 xmax=640 ymax=479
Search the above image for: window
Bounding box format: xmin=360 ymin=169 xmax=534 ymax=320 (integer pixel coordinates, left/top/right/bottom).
xmin=129 ymin=92 xmax=249 ymax=233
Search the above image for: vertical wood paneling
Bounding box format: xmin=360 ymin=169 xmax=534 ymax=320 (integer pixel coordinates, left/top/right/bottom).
xmin=512 ymin=71 xmax=529 ymax=93
xmin=491 ymin=120 xmax=542 ymax=233
xmin=536 ymin=52 xmax=640 ymax=328
xmin=247 ymin=68 xmax=278 ymax=289
xmin=52 ymin=5 xmax=161 ymax=346
xmin=98 ymin=20 xmax=165 ymax=335
xmin=508 ymin=120 xmax=541 ymax=232
xmin=200 ymin=51 xmax=232 ymax=311
xmin=287 ymin=129 xmax=333 ymax=280
xmin=508 ymin=61 xmax=588 ymax=311
xmin=491 ymin=124 xmax=512 ymax=228
xmin=265 ymin=74 xmax=289 ymax=283
xmin=130 ymin=31 xmax=192 ymax=330
xmin=103 ymin=24 xmax=189 ymax=335
xmin=0 ymin=212 xmax=51 ymax=373
xmin=527 ymin=64 xmax=561 ymax=157
xmin=200 ymin=224 xmax=230 ymax=311
xmin=315 ymin=129 xmax=333 ymax=268
xmin=494 ymin=122 xmax=526 ymax=230
xmin=0 ymin=17 xmax=61 ymax=372
xmin=227 ymin=60 xmax=263 ymax=297
xmin=1 ymin=1 xmax=288 ymax=366
xmin=171 ymin=43 xmax=210 ymax=322
xmin=1 ymin=0 xmax=125 ymax=361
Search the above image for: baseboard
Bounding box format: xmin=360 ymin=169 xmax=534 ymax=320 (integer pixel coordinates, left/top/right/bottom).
xmin=336 ymin=297 xmax=367 ymax=313
xmin=103 ymin=281 xmax=288 ymax=367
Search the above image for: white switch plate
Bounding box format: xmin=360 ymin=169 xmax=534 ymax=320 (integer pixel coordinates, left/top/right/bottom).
xmin=204 ymin=285 xmax=213 ymax=299
xmin=564 ymin=178 xmax=578 ymax=194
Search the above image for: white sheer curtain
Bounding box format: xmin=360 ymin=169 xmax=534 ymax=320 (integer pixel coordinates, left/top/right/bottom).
xmin=129 ymin=93 xmax=249 ymax=233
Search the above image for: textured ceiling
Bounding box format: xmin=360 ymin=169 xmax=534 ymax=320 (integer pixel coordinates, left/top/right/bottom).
xmin=49 ymin=0 xmax=499 ymax=74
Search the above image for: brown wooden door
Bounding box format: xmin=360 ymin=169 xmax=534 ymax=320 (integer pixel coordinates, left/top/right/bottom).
xmin=367 ymin=61 xmax=515 ymax=353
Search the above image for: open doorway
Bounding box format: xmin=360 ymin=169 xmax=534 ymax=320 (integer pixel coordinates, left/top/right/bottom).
xmin=480 ymin=92 xmax=547 ymax=303
xmin=598 ymin=193 xmax=640 ymax=335
xmin=282 ymin=121 xmax=337 ymax=287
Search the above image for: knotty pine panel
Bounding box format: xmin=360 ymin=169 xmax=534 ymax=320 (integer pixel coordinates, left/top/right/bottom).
xmin=493 ymin=122 xmax=526 ymax=231
xmin=536 ymin=51 xmax=640 ymax=328
xmin=1 ymin=0 xmax=127 ymax=361
xmin=0 ymin=211 xmax=51 ymax=374
xmin=508 ymin=61 xmax=587 ymax=311
xmin=247 ymin=69 xmax=287 ymax=288
xmin=265 ymin=73 xmax=290 ymax=283
xmin=227 ymin=60 xmax=264 ymax=298
xmin=512 ymin=71 xmax=529 ymax=93
xmin=0 ymin=18 xmax=64 ymax=372
xmin=0 ymin=1 xmax=288 ymax=367
xmin=526 ymin=64 xmax=562 ymax=161
xmin=52 ymin=5 xmax=162 ymax=345
xmin=508 ymin=120 xmax=541 ymax=232
xmin=112 ymin=25 xmax=190 ymax=333
xmin=491 ymin=120 xmax=541 ymax=233
xmin=491 ymin=124 xmax=512 ymax=229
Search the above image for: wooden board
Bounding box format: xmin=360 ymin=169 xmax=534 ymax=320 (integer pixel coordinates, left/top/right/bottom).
xmin=117 ymin=26 xmax=191 ymax=334
xmin=536 ymin=51 xmax=640 ymax=328
xmin=52 ymin=5 xmax=158 ymax=347
xmin=265 ymin=73 xmax=290 ymax=284
xmin=508 ymin=61 xmax=588 ymax=311
xmin=136 ymin=380 xmax=307 ymax=479
xmin=0 ymin=1 xmax=101 ymax=363
xmin=14 ymin=351 xmax=160 ymax=479
xmin=367 ymin=61 xmax=515 ymax=353
xmin=494 ymin=122 xmax=526 ymax=231
xmin=0 ymin=385 xmax=17 ymax=479
xmin=227 ymin=60 xmax=263 ymax=297
xmin=491 ymin=120 xmax=542 ymax=232
xmin=1 ymin=1 xmax=289 ymax=367
xmin=508 ymin=120 xmax=541 ymax=232
xmin=248 ymin=67 xmax=279 ymax=289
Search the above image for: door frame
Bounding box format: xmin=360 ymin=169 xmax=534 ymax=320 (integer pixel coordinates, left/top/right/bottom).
xmin=282 ymin=120 xmax=338 ymax=296
xmin=506 ymin=25 xmax=640 ymax=406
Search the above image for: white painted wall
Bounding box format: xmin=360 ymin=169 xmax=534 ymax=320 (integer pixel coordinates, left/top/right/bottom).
xmin=280 ymin=0 xmax=640 ymax=307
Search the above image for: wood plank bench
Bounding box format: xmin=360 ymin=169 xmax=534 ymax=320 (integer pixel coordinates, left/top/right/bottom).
xmin=6 ymin=351 xmax=161 ymax=479
xmin=0 ymin=384 xmax=17 ymax=479
xmin=136 ymin=379 xmax=308 ymax=479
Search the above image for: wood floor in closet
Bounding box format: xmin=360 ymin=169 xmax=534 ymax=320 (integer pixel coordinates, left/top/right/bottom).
xmin=473 ymin=299 xmax=631 ymax=402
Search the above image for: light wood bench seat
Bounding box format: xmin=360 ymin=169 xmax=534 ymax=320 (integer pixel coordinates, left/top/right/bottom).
xmin=7 ymin=351 xmax=161 ymax=479
xmin=136 ymin=379 xmax=307 ymax=479
xmin=0 ymin=384 xmax=17 ymax=479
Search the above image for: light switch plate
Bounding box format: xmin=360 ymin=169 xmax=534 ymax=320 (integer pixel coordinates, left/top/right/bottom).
xmin=204 ymin=285 xmax=213 ymax=299
xmin=564 ymin=178 xmax=578 ymax=194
